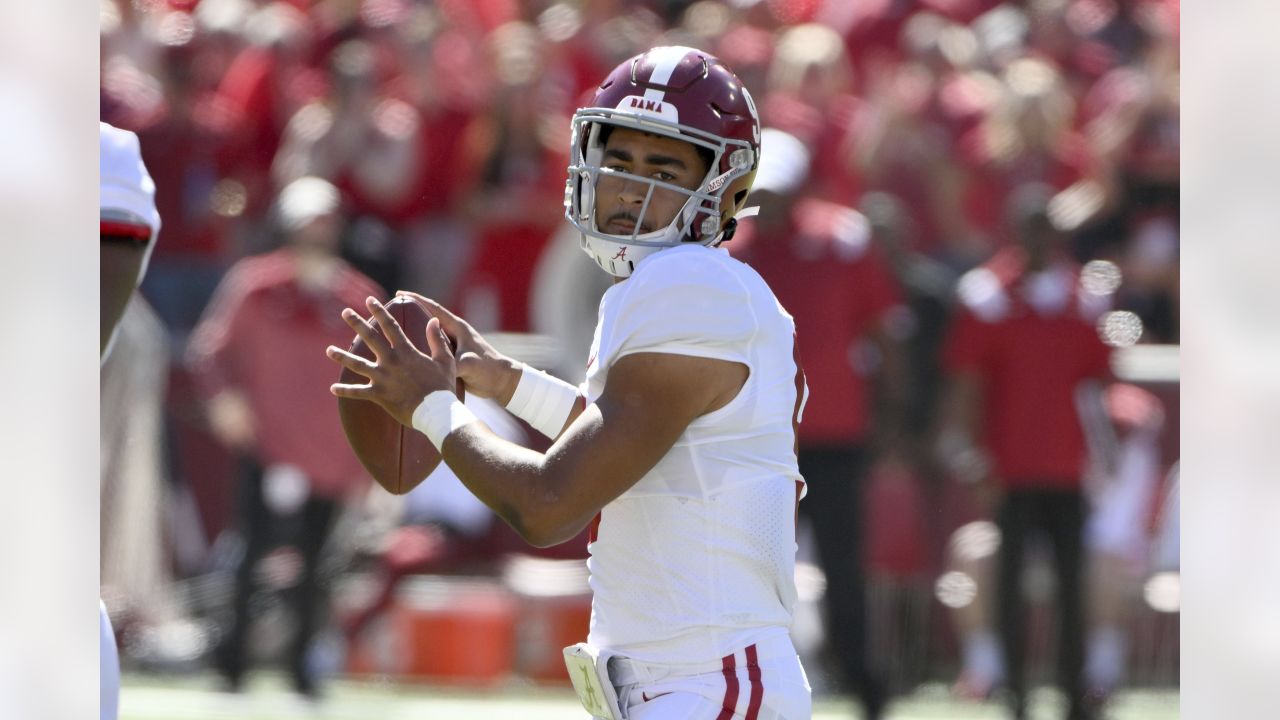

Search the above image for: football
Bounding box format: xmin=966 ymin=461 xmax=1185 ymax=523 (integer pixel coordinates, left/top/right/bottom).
xmin=337 ymin=296 xmax=464 ymax=495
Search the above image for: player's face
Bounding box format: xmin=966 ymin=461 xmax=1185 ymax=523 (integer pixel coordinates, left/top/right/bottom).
xmin=289 ymin=212 xmax=343 ymax=254
xmin=593 ymin=128 xmax=709 ymax=236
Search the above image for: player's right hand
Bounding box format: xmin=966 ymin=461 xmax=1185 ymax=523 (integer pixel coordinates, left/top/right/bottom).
xmin=394 ymin=291 xmax=521 ymax=405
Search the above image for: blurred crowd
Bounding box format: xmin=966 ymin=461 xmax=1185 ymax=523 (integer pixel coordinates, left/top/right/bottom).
xmin=101 ymin=0 xmax=1179 ymax=341
xmin=99 ymin=0 xmax=1180 ymax=709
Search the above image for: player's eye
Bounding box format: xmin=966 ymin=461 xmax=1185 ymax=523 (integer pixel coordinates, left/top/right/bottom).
xmin=654 ymin=171 xmax=676 ymax=182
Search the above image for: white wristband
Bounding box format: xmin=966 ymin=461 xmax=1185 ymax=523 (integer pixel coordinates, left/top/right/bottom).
xmin=411 ymin=390 xmax=479 ymax=451
xmin=505 ymin=364 xmax=580 ymax=439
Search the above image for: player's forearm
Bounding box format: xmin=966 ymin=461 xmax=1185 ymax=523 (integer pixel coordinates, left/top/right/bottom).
xmin=439 ymin=423 xmax=595 ymax=548
xmin=556 ymin=394 xmax=588 ymax=438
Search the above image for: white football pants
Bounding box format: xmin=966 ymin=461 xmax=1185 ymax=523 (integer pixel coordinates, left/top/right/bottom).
xmin=597 ymin=634 xmax=811 ymax=720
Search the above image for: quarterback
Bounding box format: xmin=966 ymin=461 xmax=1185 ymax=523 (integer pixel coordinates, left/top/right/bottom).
xmin=329 ymin=47 xmax=811 ymax=719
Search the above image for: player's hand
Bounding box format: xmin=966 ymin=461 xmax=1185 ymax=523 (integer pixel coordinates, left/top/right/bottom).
xmin=326 ymin=297 xmax=458 ymax=427
xmin=394 ymin=291 xmax=522 ymax=405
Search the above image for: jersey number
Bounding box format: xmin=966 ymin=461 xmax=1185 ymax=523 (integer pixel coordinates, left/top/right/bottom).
xmin=791 ymin=331 xmax=807 ymax=530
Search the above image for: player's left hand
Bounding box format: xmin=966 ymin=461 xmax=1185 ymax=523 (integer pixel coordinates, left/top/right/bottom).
xmin=326 ymin=297 xmax=457 ymax=427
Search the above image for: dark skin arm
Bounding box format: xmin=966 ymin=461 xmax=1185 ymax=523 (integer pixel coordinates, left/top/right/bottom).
xmin=327 ymin=297 xmax=746 ymax=547
xmin=101 ymin=242 xmax=146 ymax=354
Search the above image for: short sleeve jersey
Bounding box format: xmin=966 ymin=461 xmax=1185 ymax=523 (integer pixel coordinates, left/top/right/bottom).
xmin=942 ymin=261 xmax=1113 ymax=487
xmin=580 ymin=245 xmax=807 ymax=664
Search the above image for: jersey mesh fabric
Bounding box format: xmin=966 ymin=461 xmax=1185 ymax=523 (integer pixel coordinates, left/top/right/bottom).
xmin=581 ymin=245 xmax=804 ymax=664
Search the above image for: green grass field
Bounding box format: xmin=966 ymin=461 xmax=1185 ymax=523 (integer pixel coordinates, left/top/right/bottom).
xmin=121 ymin=672 xmax=1178 ymax=719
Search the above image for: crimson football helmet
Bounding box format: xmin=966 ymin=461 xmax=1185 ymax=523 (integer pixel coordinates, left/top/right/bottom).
xmin=566 ymin=46 xmax=761 ymax=277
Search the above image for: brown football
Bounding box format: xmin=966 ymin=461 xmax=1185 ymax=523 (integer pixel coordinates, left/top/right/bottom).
xmin=337 ymin=296 xmax=464 ymax=495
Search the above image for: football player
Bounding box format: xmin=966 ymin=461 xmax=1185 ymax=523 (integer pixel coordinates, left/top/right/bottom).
xmin=328 ymin=47 xmax=812 ymax=719
xmin=100 ymin=121 xmax=162 ymax=720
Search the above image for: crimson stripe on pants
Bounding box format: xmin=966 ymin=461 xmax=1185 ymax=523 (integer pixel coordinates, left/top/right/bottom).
xmin=716 ymin=652 xmax=739 ymax=720
xmin=745 ymin=644 xmax=763 ymax=720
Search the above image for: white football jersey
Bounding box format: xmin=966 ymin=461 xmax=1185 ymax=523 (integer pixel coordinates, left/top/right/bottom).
xmin=581 ymin=244 xmax=808 ymax=664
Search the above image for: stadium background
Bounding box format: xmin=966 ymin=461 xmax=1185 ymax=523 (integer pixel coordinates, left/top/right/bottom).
xmin=99 ymin=0 xmax=1179 ymax=717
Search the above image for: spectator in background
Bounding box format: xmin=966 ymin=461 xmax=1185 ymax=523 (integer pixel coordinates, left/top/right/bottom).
xmin=731 ymin=129 xmax=907 ymax=720
xmin=100 ymin=3 xmax=241 ymax=338
xmin=215 ymin=1 xmax=325 ymax=236
xmin=451 ymin=21 xmax=570 ymax=332
xmin=272 ymin=37 xmax=425 ymax=294
xmin=952 ymin=58 xmax=1095 ymax=261
xmin=1076 ymin=9 xmax=1180 ymax=341
xmin=943 ymin=382 xmax=1165 ymax=710
xmin=847 ymin=12 xmax=988 ymax=265
xmin=860 ymin=192 xmax=957 ymax=471
xmin=379 ymin=6 xmax=489 ymax=303
xmin=761 ymin=23 xmax=865 ymax=202
xmin=187 ymin=177 xmax=379 ymax=699
xmin=1081 ymin=383 xmax=1165 ymax=700
xmin=938 ymin=184 xmax=1114 ymax=720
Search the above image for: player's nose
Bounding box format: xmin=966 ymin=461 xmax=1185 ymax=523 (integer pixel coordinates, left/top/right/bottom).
xmin=617 ymin=178 xmax=648 ymax=205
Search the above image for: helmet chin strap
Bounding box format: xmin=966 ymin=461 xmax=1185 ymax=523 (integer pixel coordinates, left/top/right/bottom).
xmin=715 ymin=206 xmax=759 ymax=245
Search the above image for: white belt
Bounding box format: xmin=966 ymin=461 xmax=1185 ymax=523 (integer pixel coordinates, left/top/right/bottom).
xmin=607 ymin=632 xmax=796 ymax=687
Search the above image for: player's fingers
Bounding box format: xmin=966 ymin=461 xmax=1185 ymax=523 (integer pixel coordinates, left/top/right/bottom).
xmin=397 ymin=292 xmax=464 ymax=331
xmin=341 ymin=308 xmax=392 ymax=358
xmin=365 ymin=297 xmax=412 ymax=349
xmin=424 ymin=316 xmax=453 ymax=362
xmin=326 ymin=346 xmax=376 ymax=378
xmin=330 ymin=382 xmax=375 ymax=399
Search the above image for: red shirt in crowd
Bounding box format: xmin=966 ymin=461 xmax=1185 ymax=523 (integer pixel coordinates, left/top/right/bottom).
xmin=943 ymin=251 xmax=1112 ymax=488
xmin=731 ymin=198 xmax=904 ymax=446
xmin=187 ymin=249 xmax=382 ymax=499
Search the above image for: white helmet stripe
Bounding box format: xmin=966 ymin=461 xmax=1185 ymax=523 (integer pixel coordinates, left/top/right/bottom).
xmin=641 ymin=46 xmax=690 ymax=104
